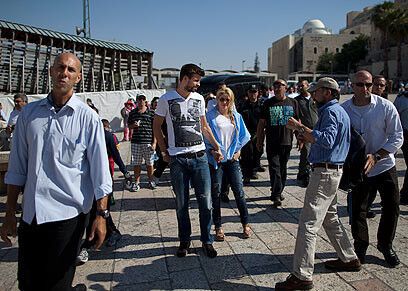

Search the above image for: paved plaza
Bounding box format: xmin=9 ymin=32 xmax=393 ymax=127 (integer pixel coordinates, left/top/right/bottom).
xmin=0 ymin=138 xmax=407 ymax=291
xmin=1 ymin=94 xmax=408 ymax=290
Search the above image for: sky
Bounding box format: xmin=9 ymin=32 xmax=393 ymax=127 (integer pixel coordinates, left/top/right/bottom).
xmin=1 ymin=0 xmax=383 ymax=71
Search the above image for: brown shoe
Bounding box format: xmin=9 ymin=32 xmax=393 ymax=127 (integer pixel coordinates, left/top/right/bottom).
xmin=275 ymin=274 xmax=313 ymax=290
xmin=324 ymin=258 xmax=361 ymax=272
xmin=215 ymin=228 xmax=225 ymax=242
xmin=242 ymin=224 xmax=251 ymax=239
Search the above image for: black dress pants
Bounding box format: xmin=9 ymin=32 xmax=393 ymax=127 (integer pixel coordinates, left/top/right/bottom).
xmin=351 ymin=167 xmax=400 ymax=253
xmin=240 ymin=136 xmax=262 ymax=178
xmin=266 ymin=145 xmax=292 ymax=198
xmin=18 ymin=213 xmax=88 ymax=291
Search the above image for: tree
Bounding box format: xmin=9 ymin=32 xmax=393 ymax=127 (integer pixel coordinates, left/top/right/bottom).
xmin=371 ymin=1 xmax=396 ymax=78
xmin=335 ymin=35 xmax=369 ymax=73
xmin=317 ymin=52 xmax=336 ymax=73
xmin=389 ymin=7 xmax=408 ymax=78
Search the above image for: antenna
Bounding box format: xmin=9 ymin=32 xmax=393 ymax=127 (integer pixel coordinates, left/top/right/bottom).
xmin=83 ymin=0 xmax=91 ymax=38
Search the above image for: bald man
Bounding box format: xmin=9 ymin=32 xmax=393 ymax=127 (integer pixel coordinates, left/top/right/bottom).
xmin=342 ymin=70 xmax=403 ymax=268
xmin=0 ymin=53 xmax=112 ymax=290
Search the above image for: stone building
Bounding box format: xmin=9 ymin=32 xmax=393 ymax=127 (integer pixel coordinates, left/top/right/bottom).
xmin=268 ymin=19 xmax=358 ymax=79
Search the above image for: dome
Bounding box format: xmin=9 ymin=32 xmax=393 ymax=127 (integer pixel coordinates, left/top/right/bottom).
xmin=302 ymin=19 xmax=331 ymax=35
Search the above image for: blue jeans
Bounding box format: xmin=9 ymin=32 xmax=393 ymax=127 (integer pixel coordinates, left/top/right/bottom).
xmin=209 ymin=160 xmax=249 ymax=228
xmin=170 ymin=153 xmax=213 ymax=244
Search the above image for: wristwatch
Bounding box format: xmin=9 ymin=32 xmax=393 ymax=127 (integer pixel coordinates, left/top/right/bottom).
xmin=374 ymin=153 xmax=382 ymax=162
xmin=96 ymin=209 xmax=110 ymax=219
xmin=298 ymin=126 xmax=305 ymax=134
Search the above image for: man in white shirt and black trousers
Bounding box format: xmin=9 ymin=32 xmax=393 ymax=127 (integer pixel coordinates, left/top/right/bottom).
xmin=342 ymin=70 xmax=403 ymax=268
xmin=0 ymin=52 xmax=112 ymax=290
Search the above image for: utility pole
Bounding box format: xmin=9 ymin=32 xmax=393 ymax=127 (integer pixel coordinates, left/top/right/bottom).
xmin=76 ymin=0 xmax=91 ymax=38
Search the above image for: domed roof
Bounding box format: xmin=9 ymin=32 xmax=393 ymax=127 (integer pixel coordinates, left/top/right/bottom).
xmin=302 ymin=19 xmax=331 ymax=35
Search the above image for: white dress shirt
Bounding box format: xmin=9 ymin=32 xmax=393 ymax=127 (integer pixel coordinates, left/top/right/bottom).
xmin=342 ymin=94 xmax=403 ymax=177
xmin=5 ymin=94 xmax=112 ymax=224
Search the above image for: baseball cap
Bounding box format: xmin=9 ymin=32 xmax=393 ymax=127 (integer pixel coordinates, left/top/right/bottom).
xmin=137 ymin=94 xmax=147 ymax=100
xmin=248 ymin=84 xmax=258 ymax=92
xmin=308 ymin=77 xmax=339 ymax=93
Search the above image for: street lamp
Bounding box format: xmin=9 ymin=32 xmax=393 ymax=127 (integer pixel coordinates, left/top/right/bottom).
xmin=242 ymin=60 xmax=246 ymax=71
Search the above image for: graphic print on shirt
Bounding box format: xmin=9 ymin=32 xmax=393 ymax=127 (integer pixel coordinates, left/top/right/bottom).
xmin=168 ymin=98 xmax=203 ymax=147
xmin=268 ymin=106 xmax=294 ymax=126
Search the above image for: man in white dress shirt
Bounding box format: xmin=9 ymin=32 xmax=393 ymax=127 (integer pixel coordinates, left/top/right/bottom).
xmin=342 ymin=70 xmax=403 ymax=268
xmin=0 ymin=52 xmax=112 ymax=290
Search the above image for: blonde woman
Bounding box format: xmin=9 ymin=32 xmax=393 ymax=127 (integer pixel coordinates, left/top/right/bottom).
xmin=205 ymin=87 xmax=251 ymax=240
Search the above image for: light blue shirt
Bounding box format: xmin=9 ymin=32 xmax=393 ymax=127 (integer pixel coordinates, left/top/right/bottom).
xmin=7 ymin=109 xmax=20 ymax=126
xmin=205 ymin=108 xmax=250 ymax=169
xmin=309 ymin=99 xmax=350 ymax=165
xmin=342 ymin=94 xmax=403 ymax=177
xmin=394 ymin=92 xmax=408 ymax=130
xmin=5 ymin=94 xmax=112 ymax=224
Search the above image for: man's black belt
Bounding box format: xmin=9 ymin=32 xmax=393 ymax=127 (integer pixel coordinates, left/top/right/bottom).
xmin=312 ymin=163 xmax=343 ymax=170
xmin=176 ymin=150 xmax=206 ymax=159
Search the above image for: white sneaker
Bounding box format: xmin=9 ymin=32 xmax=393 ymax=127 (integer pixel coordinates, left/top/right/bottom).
xmin=124 ymin=179 xmax=133 ymax=191
xmin=130 ymin=182 xmax=140 ymax=192
xmin=76 ymin=248 xmax=89 ymax=265
xmin=149 ymin=180 xmax=157 ymax=189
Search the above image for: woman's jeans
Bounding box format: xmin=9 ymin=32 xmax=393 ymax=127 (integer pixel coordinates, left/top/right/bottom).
xmin=209 ymin=160 xmax=249 ymax=228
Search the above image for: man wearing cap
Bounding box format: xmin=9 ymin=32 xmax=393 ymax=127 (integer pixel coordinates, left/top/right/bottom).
xmin=276 ymin=77 xmax=360 ymax=290
xmin=239 ymin=84 xmax=263 ymax=184
xmin=128 ymin=94 xmax=157 ymax=191
xmin=342 ymin=70 xmax=403 ymax=268
xmin=256 ymin=79 xmax=299 ymax=206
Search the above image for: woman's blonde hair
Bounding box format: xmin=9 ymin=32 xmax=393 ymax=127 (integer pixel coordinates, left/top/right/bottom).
xmin=216 ymin=87 xmax=236 ymax=128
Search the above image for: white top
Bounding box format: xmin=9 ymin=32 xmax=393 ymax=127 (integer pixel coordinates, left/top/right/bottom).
xmin=215 ymin=113 xmax=235 ymax=153
xmin=155 ymin=90 xmax=206 ymax=156
xmin=5 ymin=94 xmax=112 ymax=224
xmin=342 ymin=94 xmax=403 ymax=177
xmin=7 ymin=109 xmax=20 ymax=126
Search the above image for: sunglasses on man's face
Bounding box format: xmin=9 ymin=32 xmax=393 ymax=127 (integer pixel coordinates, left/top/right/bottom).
xmin=373 ymin=83 xmax=386 ymax=88
xmin=354 ymin=82 xmax=373 ymax=88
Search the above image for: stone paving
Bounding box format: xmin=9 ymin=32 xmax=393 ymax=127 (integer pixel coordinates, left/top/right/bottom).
xmin=1 ymin=138 xmax=407 ymax=291
xmin=0 ymin=94 xmax=408 ymax=290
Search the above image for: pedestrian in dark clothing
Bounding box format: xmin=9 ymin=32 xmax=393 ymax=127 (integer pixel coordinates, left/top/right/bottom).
xmin=256 ymin=79 xmax=299 ymax=206
xmin=295 ymin=80 xmax=318 ymax=187
xmin=239 ymin=85 xmax=263 ymax=184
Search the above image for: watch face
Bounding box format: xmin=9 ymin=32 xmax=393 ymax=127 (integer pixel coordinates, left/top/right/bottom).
xmin=98 ymin=210 xmax=110 ymax=218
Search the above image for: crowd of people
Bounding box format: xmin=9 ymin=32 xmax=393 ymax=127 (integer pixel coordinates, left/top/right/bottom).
xmin=0 ymin=53 xmax=407 ymax=290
